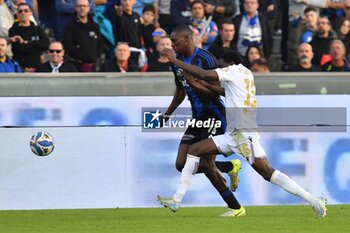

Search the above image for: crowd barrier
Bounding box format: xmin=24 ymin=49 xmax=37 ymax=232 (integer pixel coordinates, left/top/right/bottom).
xmin=1 ymin=72 xmax=350 ymax=96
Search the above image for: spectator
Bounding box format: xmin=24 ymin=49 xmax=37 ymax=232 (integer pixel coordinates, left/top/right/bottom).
xmin=170 ymin=0 xmax=192 ymax=29
xmin=336 ymin=17 xmax=350 ymax=37
xmin=334 ymin=18 xmax=350 ymax=43
xmin=189 ymin=0 xmax=218 ymax=50
xmin=233 ymin=0 xmax=270 ymax=58
xmin=323 ymin=1 xmax=345 ymax=22
xmin=141 ymin=4 xmax=156 ymax=52
xmin=300 ymin=7 xmax=319 ymax=43
xmin=321 ymin=39 xmax=347 ymax=71
xmin=208 ymin=20 xmax=237 ymax=59
xmin=243 ymin=44 xmax=264 ymax=68
xmin=110 ymin=0 xmax=148 ymax=70
xmin=0 ymin=0 xmax=37 ymax=38
xmin=111 ymin=0 xmax=142 ymax=48
xmin=203 ymin=0 xmax=238 ymax=25
xmin=258 ymin=0 xmax=278 ymax=21
xmin=36 ymin=41 xmax=78 ymax=72
xmin=154 ymin=0 xmax=171 ymax=33
xmin=63 ymin=0 xmax=104 ymax=72
xmin=258 ymin=0 xmax=278 ymax=55
xmin=147 ymin=27 xmax=167 ymax=60
xmin=101 ymin=42 xmax=139 ymax=72
xmin=148 ymin=36 xmax=172 ymax=71
xmin=103 ymin=0 xmax=120 ymax=22
xmin=250 ymin=57 xmax=270 ymax=73
xmin=286 ymin=0 xmax=342 ymax=68
xmin=8 ymin=2 xmax=49 ymax=71
xmin=55 ymin=0 xmax=96 ymax=41
xmin=309 ymin=15 xmax=337 ymax=66
xmin=287 ymin=42 xmax=321 ymax=72
xmin=0 ymin=36 xmax=22 ymax=72
xmin=92 ymin=0 xmax=115 ymax=58
xmin=191 ymin=26 xmax=202 ymax=48
xmin=152 ymin=27 xmax=166 ymax=45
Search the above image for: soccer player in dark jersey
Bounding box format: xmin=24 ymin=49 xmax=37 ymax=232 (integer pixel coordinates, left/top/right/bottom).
xmin=157 ymin=24 xmax=242 ymax=213
xmin=158 ymin=50 xmax=327 ymax=218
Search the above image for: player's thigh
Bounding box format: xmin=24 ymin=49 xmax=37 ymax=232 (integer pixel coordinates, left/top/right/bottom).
xmin=195 ymin=118 xmax=227 ymax=157
xmin=176 ymin=127 xmax=201 ymax=171
xmin=180 ymin=126 xmax=202 ymax=145
xmin=188 ymin=138 xmax=219 ymax=157
xmin=211 ymin=133 xmax=234 ymax=157
xmin=231 ymin=131 xmax=266 ymax=163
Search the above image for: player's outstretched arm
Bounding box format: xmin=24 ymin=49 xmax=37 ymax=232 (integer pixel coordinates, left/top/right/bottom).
xmin=162 ymin=48 xmax=219 ymax=82
xmin=164 ymin=85 xmax=186 ymax=122
xmin=184 ymin=72 xmax=219 ymax=97
xmin=197 ymin=79 xmax=225 ymax=96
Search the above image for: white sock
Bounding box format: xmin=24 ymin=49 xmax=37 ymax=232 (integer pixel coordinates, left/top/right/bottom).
xmin=173 ymin=154 xmax=200 ymax=203
xmin=270 ymin=170 xmax=316 ymax=205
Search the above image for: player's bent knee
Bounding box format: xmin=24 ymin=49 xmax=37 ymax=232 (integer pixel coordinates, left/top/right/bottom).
xmin=187 ymin=144 xmax=201 ymax=156
xmin=254 ymin=158 xmax=274 ymax=181
xmin=261 ymin=169 xmax=274 ymax=181
xmin=261 ymin=172 xmax=271 ymax=181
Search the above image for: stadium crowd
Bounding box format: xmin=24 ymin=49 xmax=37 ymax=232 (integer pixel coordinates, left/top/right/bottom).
xmin=1 ymin=0 xmax=350 ymax=73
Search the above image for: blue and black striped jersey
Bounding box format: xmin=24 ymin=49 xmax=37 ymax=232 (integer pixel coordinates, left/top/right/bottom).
xmin=171 ymin=47 xmax=226 ymax=125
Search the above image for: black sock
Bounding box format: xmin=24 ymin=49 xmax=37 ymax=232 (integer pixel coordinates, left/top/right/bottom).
xmin=220 ymin=188 xmax=241 ymax=209
xmin=216 ymin=161 xmax=233 ymax=173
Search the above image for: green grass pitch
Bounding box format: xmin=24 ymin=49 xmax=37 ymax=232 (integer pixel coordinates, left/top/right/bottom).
xmin=0 ymin=205 xmax=348 ymax=233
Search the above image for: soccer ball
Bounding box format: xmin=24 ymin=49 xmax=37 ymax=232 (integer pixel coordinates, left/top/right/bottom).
xmin=30 ymin=131 xmax=55 ymax=156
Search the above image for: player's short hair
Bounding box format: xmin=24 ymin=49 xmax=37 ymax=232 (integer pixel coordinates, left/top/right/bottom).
xmin=172 ymin=24 xmax=193 ymax=37
xmin=219 ymin=51 xmax=242 ymax=65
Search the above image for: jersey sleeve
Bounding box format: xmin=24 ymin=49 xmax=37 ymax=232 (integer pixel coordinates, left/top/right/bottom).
xmin=170 ymin=63 xmax=183 ymax=88
xmin=198 ymin=49 xmax=218 ymax=69
xmin=215 ymin=65 xmax=238 ymax=82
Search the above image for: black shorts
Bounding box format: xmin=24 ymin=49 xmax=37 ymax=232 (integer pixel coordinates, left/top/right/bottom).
xmin=180 ymin=115 xmax=226 ymax=145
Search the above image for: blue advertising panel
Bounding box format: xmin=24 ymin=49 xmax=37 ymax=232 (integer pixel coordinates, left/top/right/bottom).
xmin=0 ymin=95 xmax=349 ymax=210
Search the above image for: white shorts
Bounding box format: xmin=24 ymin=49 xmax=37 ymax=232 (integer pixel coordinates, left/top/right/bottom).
xmin=212 ymin=129 xmax=266 ymax=164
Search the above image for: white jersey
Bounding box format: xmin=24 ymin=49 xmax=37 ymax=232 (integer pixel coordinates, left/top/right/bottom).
xmin=215 ymin=64 xmax=258 ymax=133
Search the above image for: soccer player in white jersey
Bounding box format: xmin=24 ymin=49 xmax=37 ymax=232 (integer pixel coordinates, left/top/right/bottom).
xmin=157 ymin=50 xmax=327 ymax=218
